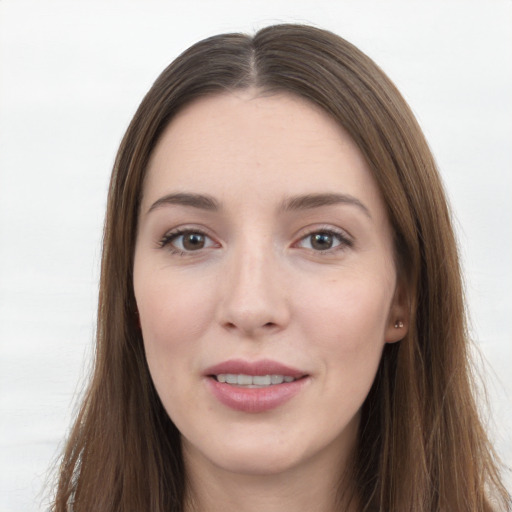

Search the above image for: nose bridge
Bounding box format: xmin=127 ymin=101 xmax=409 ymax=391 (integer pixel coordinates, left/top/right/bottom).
xmin=218 ymin=232 xmax=288 ymax=334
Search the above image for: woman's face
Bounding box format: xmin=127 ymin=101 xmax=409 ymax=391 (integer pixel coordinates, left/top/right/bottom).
xmin=134 ymin=91 xmax=406 ymax=478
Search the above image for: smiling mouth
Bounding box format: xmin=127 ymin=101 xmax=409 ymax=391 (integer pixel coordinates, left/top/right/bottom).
xmin=206 ymin=362 xmax=309 ymax=412
xmin=212 ymin=374 xmax=300 ymax=388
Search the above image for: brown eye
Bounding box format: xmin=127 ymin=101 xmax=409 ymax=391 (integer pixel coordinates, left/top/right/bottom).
xmin=296 ymin=229 xmax=352 ymax=252
xmin=310 ymin=233 xmax=334 ymax=250
xmin=160 ymin=230 xmax=217 ymax=253
xmin=182 ymin=233 xmax=206 ymax=250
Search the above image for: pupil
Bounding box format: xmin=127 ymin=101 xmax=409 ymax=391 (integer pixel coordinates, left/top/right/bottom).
xmin=311 ymin=233 xmax=332 ymax=250
xmin=183 ymin=233 xmax=205 ymax=250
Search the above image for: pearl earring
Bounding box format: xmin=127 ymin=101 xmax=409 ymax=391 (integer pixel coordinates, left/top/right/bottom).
xmin=394 ymin=320 xmax=404 ymax=329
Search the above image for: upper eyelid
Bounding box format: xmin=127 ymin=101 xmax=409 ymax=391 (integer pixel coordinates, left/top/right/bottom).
xmin=161 ymin=225 xmax=215 ymax=238
xmin=158 ymin=226 xmax=219 ymax=248
xmin=294 ymin=224 xmax=354 ymax=242
xmin=292 ymin=226 xmax=355 ymax=254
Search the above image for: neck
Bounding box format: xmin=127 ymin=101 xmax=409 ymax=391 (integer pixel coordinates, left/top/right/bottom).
xmin=183 ymin=437 xmax=359 ymax=512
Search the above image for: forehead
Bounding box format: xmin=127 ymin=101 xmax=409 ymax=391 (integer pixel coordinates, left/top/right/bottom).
xmin=143 ymin=90 xmax=386 ymax=219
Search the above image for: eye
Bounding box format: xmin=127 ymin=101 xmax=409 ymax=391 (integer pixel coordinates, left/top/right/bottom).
xmin=296 ymin=230 xmax=352 ymax=252
xmin=160 ymin=229 xmax=218 ymax=253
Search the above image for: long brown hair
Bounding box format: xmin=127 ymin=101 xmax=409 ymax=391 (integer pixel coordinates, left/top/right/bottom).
xmin=52 ymin=24 xmax=510 ymax=511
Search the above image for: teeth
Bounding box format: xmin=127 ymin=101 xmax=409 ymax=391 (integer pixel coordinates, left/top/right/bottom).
xmin=238 ymin=374 xmax=253 ymax=385
xmin=215 ymin=374 xmax=297 ymax=387
xmin=253 ymin=375 xmax=271 ymax=386
xmin=271 ymin=375 xmax=284 ymax=384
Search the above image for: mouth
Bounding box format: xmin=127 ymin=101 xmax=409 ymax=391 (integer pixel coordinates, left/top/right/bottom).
xmin=204 ymin=359 xmax=309 ymax=413
xmin=211 ymin=373 xmax=301 ymax=388
xmin=204 ymin=358 xmax=307 ymax=384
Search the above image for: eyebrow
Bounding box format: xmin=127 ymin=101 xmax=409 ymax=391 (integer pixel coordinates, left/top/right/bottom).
xmin=281 ymin=193 xmax=372 ymax=218
xmin=147 ymin=193 xmax=220 ymax=214
xmin=146 ymin=191 xmax=371 ymax=218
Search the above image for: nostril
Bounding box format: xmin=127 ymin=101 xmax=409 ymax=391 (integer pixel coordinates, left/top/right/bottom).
xmin=222 ymin=320 xmax=278 ymax=334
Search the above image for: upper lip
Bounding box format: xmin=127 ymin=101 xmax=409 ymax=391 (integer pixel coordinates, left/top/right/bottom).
xmin=204 ymin=359 xmax=307 ymax=378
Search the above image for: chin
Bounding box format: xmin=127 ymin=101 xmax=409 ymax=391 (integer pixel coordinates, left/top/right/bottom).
xmin=181 ymin=420 xmax=354 ymax=479
xmin=204 ymin=444 xmax=308 ymax=477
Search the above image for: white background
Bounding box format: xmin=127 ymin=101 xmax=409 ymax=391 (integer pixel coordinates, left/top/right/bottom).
xmin=1 ymin=1 xmax=511 ymax=510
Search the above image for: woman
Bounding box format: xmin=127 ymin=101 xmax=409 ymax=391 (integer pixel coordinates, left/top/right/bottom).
xmin=52 ymin=24 xmax=510 ymax=511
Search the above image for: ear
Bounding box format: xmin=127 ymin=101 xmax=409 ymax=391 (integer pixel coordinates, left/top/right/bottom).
xmin=385 ymin=279 xmax=410 ymax=343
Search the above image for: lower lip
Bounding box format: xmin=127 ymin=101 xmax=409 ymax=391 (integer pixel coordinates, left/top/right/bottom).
xmin=206 ymin=377 xmax=308 ymax=413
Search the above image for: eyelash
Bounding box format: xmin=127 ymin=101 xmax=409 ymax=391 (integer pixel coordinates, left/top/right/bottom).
xmin=158 ymin=228 xmax=215 ymax=256
xmin=296 ymin=227 xmax=354 ymax=254
xmin=158 ymin=227 xmax=353 ymax=256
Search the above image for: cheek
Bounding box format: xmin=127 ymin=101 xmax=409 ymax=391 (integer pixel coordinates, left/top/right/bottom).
xmin=133 ymin=269 xmax=218 ymax=425
xmin=134 ymin=269 xmax=216 ymax=372
xmin=296 ymin=270 xmax=393 ymax=375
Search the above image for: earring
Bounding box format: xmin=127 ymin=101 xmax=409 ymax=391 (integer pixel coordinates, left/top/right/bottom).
xmin=394 ymin=320 xmax=404 ymax=329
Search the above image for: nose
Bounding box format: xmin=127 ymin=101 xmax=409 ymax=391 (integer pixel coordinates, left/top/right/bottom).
xmin=216 ymin=240 xmax=290 ymax=337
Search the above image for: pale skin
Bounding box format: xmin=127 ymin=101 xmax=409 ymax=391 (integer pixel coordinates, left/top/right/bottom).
xmin=133 ymin=90 xmax=408 ymax=512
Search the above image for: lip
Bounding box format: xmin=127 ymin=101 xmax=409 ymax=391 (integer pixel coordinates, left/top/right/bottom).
xmin=204 ymin=358 xmax=309 ymax=413
xmin=204 ymin=358 xmax=306 ymax=379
